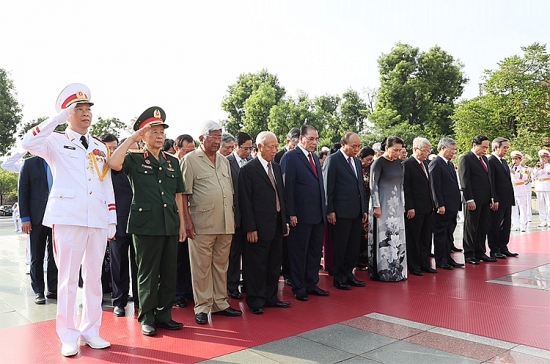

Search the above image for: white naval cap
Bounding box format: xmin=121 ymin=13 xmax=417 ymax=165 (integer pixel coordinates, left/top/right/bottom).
xmin=55 ymin=83 xmax=93 ymax=112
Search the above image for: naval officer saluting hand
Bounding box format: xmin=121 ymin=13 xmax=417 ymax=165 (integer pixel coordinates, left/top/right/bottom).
xmin=22 ymin=83 xmax=116 ymax=357
xmin=108 ymin=107 xmax=186 ymax=337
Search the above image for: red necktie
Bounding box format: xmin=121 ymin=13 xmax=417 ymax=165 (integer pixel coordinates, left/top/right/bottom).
xmin=479 ymin=157 xmax=488 ymax=173
xmin=308 ymin=153 xmax=318 ymax=178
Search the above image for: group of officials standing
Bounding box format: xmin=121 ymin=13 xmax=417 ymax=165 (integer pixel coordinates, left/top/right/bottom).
xmin=19 ymin=83 xmax=526 ymax=359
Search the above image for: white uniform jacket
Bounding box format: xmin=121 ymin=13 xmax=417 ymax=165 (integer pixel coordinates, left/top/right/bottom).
xmin=21 ymin=112 xmax=116 ymax=229
xmin=532 ymin=164 xmax=550 ymax=192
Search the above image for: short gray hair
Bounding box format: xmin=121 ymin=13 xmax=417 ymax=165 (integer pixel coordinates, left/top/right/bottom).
xmin=372 ymin=142 xmax=382 ymax=152
xmin=437 ymin=137 xmax=457 ymax=152
xmin=256 ymin=131 xmax=277 ymax=146
xmin=199 ymin=120 xmax=222 ymax=137
xmin=221 ymin=133 xmax=236 ymax=145
xmin=492 ymin=137 xmax=509 ymax=151
xmin=412 ymin=137 xmax=431 ymax=149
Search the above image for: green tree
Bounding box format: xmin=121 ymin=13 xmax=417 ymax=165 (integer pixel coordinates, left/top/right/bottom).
xmin=89 ymin=117 xmax=130 ymax=139
xmin=221 ymin=69 xmax=286 ymax=138
xmin=453 ymin=43 xmax=550 ymax=158
xmin=0 ymin=168 xmax=18 ymax=204
xmin=0 ymin=69 xmax=23 ymax=155
xmin=371 ymin=43 xmax=468 ymax=142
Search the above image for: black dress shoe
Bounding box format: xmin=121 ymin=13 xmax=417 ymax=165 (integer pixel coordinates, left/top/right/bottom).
xmin=212 ymin=307 xmax=243 ymax=316
xmin=174 ymin=298 xmax=187 ymax=308
xmin=265 ymin=301 xmax=291 ymax=308
xmin=157 ymin=319 xmax=183 ymax=330
xmin=250 ymin=308 xmax=264 ymax=314
xmin=333 ymin=281 xmax=351 ymax=290
xmin=451 ymin=247 xmax=463 ymax=252
xmin=46 ymin=292 xmax=57 ymax=299
xmin=449 ymin=261 xmax=465 ymax=268
xmin=436 ymin=263 xmax=453 ymax=270
xmin=347 ymin=278 xmax=366 ymax=287
xmin=113 ymin=306 xmax=126 ymax=317
xmin=423 ymin=267 xmax=438 ymax=273
xmin=228 ymin=290 xmax=242 ymax=299
xmin=477 ymin=254 xmax=497 ymax=262
xmin=141 ymin=324 xmax=157 ymax=336
xmin=294 ymin=291 xmax=308 ymax=301
xmin=410 ymin=270 xmax=424 ymax=276
xmin=465 ymin=258 xmax=480 ymax=265
xmin=491 ymin=253 xmax=506 ymax=259
xmin=34 ymin=293 xmax=46 ymax=305
xmin=195 ymin=313 xmax=208 ymax=325
xmin=429 ymin=253 xmax=435 ymax=257
xmin=307 ymin=287 xmax=330 ymax=296
xmin=503 ymin=251 xmax=519 ymax=257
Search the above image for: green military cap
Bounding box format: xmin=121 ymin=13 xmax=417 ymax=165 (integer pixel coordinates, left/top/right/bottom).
xmin=134 ymin=106 xmax=169 ymax=131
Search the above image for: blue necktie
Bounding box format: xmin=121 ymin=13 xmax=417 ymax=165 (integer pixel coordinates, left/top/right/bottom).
xmin=348 ymin=157 xmax=356 ymax=178
xmin=46 ymin=164 xmax=53 ymax=192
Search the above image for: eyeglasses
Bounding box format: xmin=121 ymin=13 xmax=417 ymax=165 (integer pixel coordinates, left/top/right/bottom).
xmin=206 ymin=134 xmax=222 ymax=141
xmin=240 ymin=147 xmax=253 ymax=151
xmin=304 ymin=136 xmax=319 ymax=142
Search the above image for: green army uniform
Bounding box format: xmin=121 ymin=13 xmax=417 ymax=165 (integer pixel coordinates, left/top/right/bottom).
xmin=121 ymin=149 xmax=184 ymax=325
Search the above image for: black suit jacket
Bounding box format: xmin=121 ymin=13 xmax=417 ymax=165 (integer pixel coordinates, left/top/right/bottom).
xmin=18 ymin=156 xmax=49 ymax=225
xmin=458 ymin=151 xmax=494 ymax=205
xmin=323 ymin=150 xmax=367 ymax=218
xmin=238 ymin=158 xmax=289 ymax=241
xmin=403 ymin=156 xmax=433 ymax=214
xmin=487 ymin=154 xmax=515 ymax=208
xmin=429 ymin=156 xmax=461 ymax=212
xmin=226 ymin=153 xmax=252 ymax=227
xmin=111 ymin=171 xmax=133 ymax=236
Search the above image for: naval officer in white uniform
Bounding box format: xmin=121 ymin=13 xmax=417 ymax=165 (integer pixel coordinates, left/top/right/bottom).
xmin=22 ymin=83 xmax=116 ymax=357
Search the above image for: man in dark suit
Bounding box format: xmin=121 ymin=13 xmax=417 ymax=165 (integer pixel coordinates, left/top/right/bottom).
xmin=19 ymin=155 xmax=57 ymax=304
xmin=403 ymin=137 xmax=436 ymax=276
xmin=239 ymin=131 xmax=291 ymax=314
xmin=323 ymin=132 xmax=367 ymax=289
xmin=275 ymin=127 xmax=300 ymax=285
xmin=487 ymin=137 xmax=519 ymax=258
xmin=102 ymin=134 xmax=139 ymax=317
xmin=458 ymin=135 xmax=498 ymax=265
xmin=280 ymin=125 xmax=329 ymax=301
xmin=429 ymin=137 xmax=464 ymax=270
xmin=226 ymin=132 xmax=253 ymax=299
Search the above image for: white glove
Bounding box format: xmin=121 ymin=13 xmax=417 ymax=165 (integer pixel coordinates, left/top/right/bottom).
xmin=108 ymin=224 xmax=116 ymax=240
xmin=53 ymin=103 xmax=76 ymax=125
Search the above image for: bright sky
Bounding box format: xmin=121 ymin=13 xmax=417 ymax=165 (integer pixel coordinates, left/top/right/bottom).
xmin=3 ymin=0 xmax=549 ymax=145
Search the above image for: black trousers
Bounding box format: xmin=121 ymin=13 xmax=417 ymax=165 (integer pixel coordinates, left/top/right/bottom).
xmin=331 ymin=215 xmax=362 ymax=283
xmin=488 ymin=205 xmax=512 ymax=254
xmin=433 ymin=211 xmax=458 ymax=266
xmin=463 ymin=203 xmax=490 ymax=258
xmin=288 ymin=221 xmax=324 ymax=294
xmin=405 ymin=212 xmax=432 ymax=271
xmin=29 ymin=224 xmax=57 ymax=294
xmin=109 ymin=233 xmax=138 ymax=308
xmin=175 ymin=238 xmax=193 ymax=301
xmin=245 ymin=214 xmax=283 ymax=310
xmin=227 ymin=226 xmax=246 ymax=292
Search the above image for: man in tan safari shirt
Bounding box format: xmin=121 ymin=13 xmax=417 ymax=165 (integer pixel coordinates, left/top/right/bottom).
xmin=181 ymin=120 xmax=242 ymax=325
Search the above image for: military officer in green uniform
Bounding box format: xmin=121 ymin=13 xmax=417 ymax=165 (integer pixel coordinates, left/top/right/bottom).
xmin=108 ymin=107 xmax=186 ymax=336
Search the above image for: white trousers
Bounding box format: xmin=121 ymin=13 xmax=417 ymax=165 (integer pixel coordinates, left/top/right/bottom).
xmin=53 ymin=225 xmax=107 ymax=343
xmin=536 ymin=191 xmax=550 ymax=224
xmin=512 ymin=195 xmax=528 ymax=229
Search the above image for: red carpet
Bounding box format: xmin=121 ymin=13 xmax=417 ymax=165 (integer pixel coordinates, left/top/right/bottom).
xmin=1 ymin=230 xmax=549 ymax=363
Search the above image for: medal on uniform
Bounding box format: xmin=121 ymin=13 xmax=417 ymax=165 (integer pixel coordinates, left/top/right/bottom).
xmin=88 ymin=148 xmax=110 ymax=181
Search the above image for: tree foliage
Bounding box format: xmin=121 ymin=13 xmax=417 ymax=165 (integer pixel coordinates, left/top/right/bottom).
xmin=370 ymin=43 xmax=468 ymax=144
xmin=89 ymin=117 xmax=131 ymax=139
xmin=0 ymin=69 xmax=23 ymax=156
xmin=0 ymin=168 xmax=18 ymax=204
xmin=452 ymin=43 xmax=550 ymax=158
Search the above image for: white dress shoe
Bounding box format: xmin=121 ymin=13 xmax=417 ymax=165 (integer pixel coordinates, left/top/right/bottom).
xmin=82 ymin=336 xmax=111 ymax=349
xmin=61 ymin=342 xmax=79 ymax=357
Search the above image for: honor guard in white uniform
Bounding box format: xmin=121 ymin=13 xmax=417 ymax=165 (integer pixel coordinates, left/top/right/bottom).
xmin=532 ymin=149 xmax=550 ymax=227
xmin=21 ymin=83 xmax=116 ymax=357
xmin=510 ymin=151 xmax=529 ymax=231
